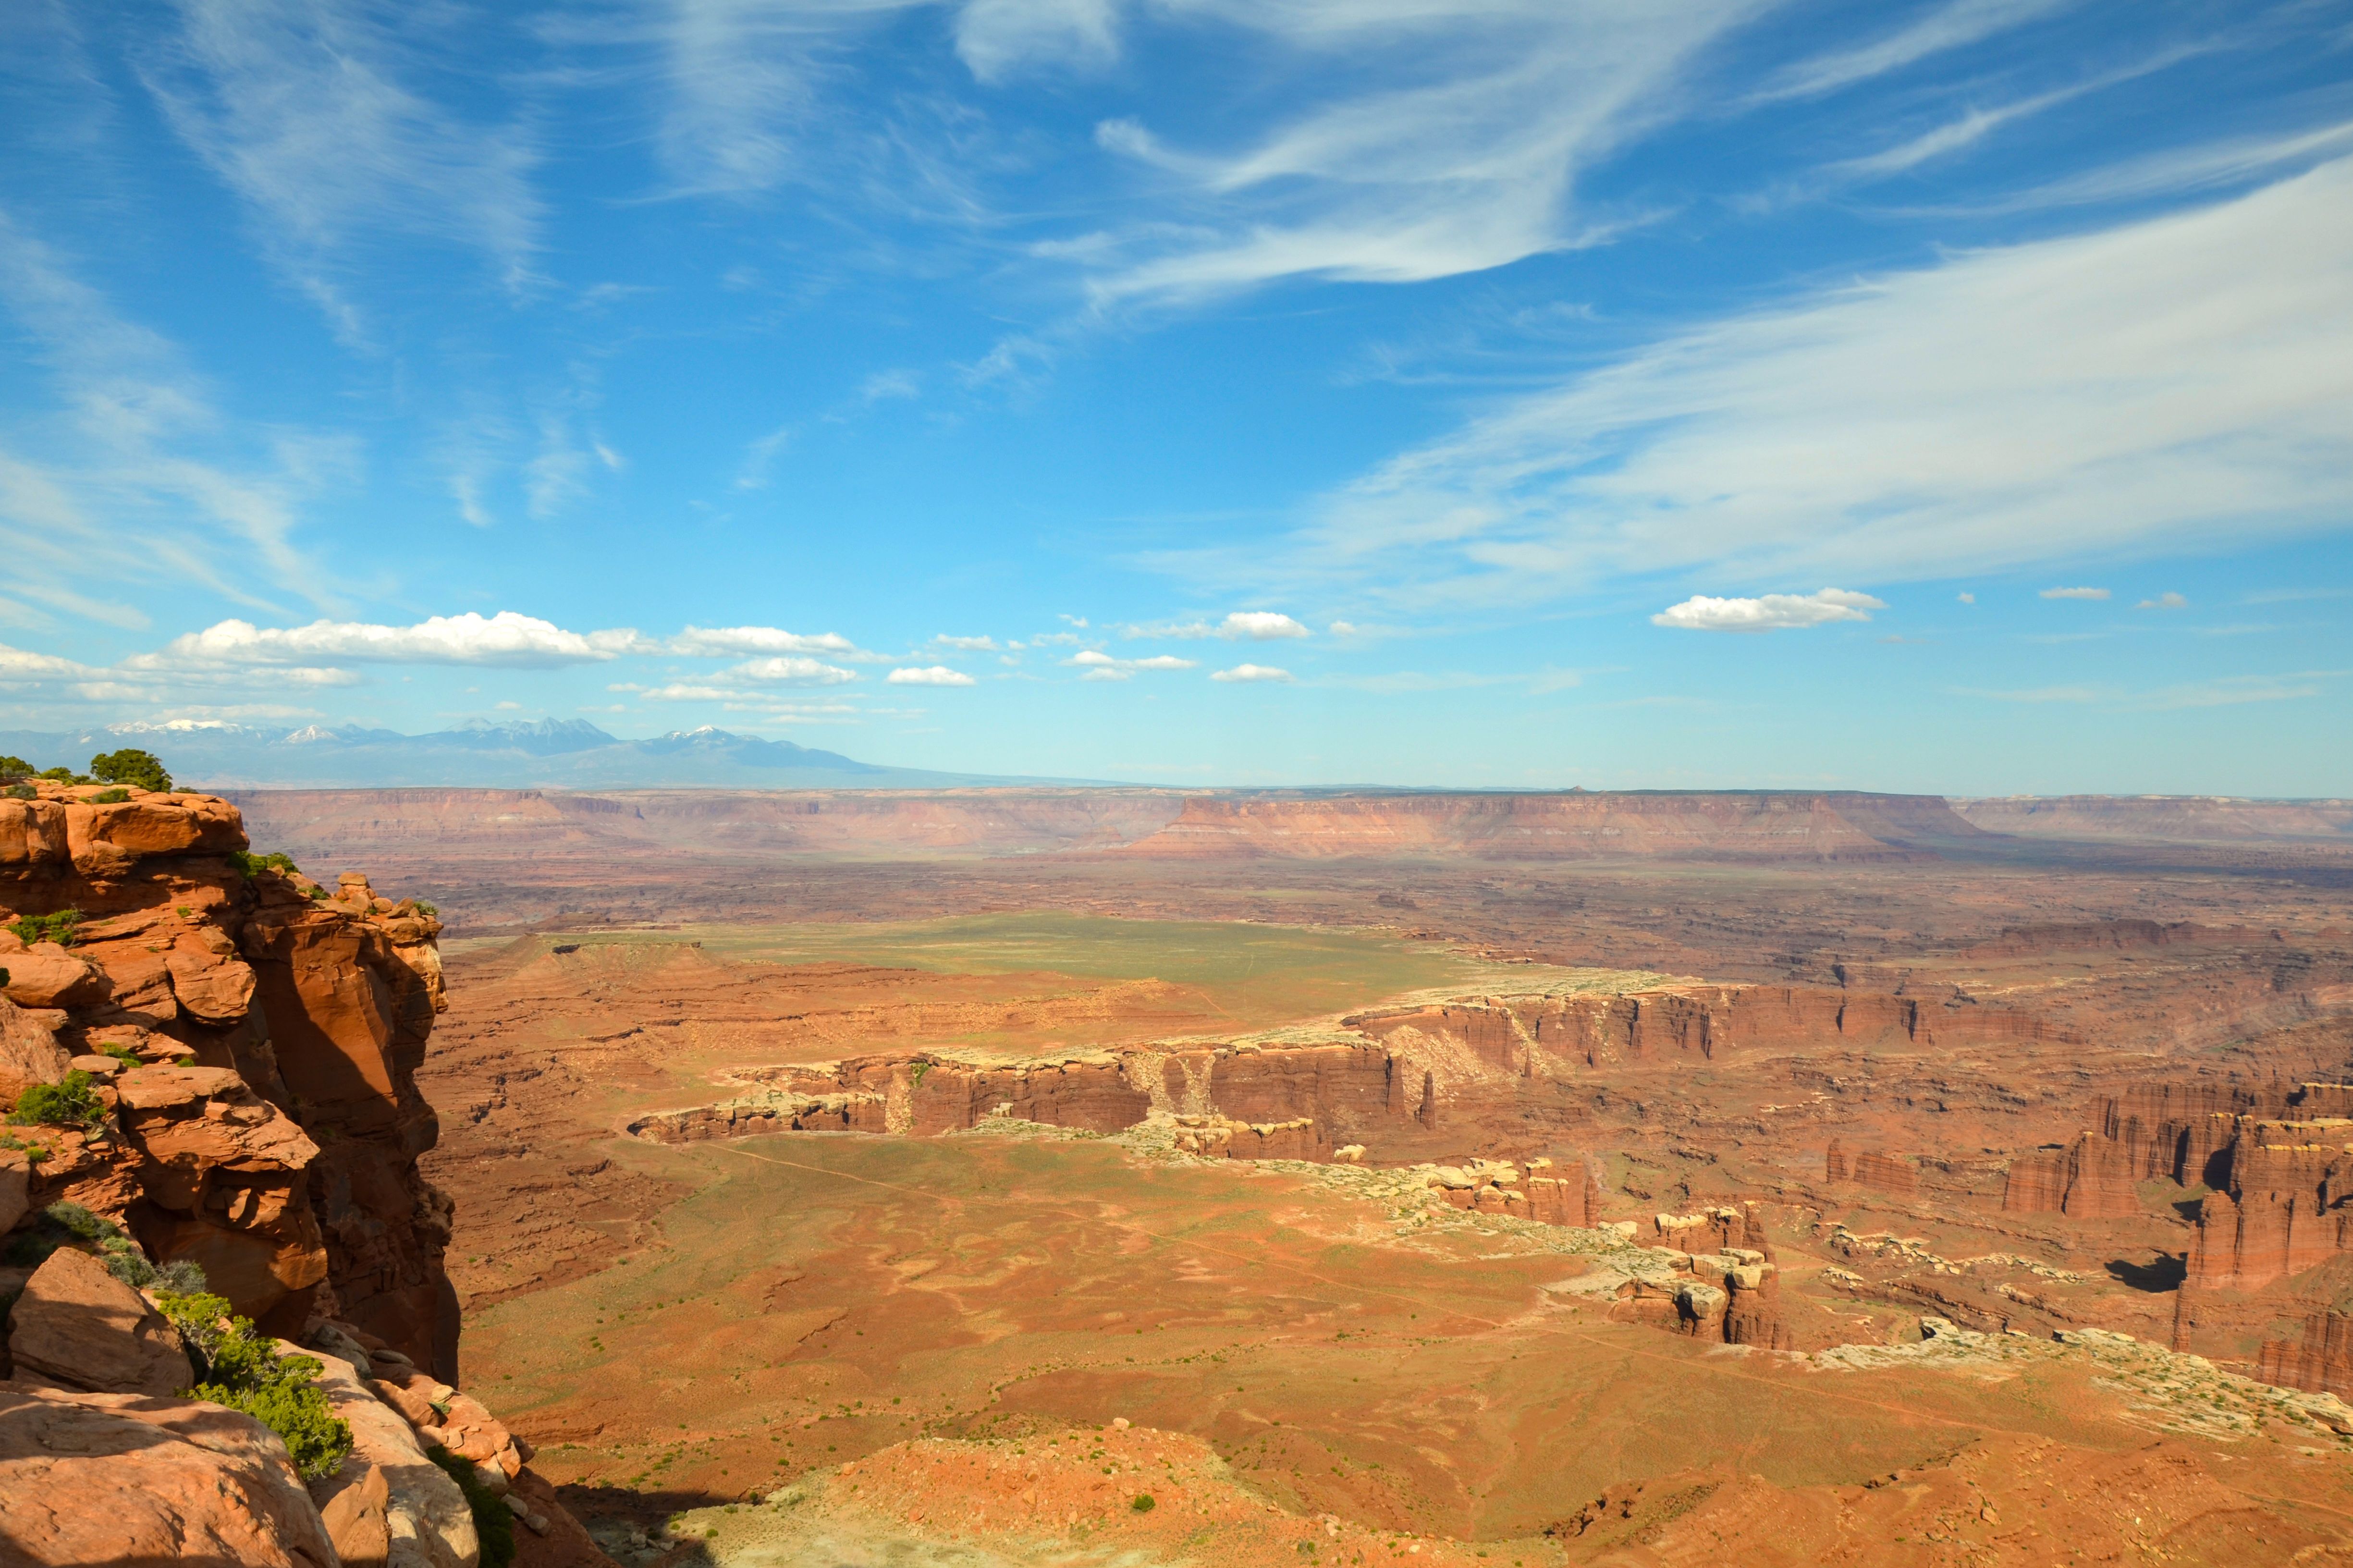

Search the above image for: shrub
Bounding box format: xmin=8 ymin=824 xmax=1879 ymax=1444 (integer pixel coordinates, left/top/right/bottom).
xmin=227 ymin=849 xmax=300 ymax=879
xmin=98 ymin=1043 xmax=142 ymax=1069
xmin=159 ymin=1290 xmax=354 ymax=1482
xmin=88 ymin=748 xmax=172 ymax=793
xmin=2 ymin=784 xmax=31 ymax=800
xmin=7 ymin=909 xmax=82 ymax=946
xmin=42 ymin=1200 xmax=111 ymax=1240
xmin=2 ymin=1202 xmax=147 ymax=1274
xmin=1131 ymin=1493 xmax=1156 ymax=1512
xmin=36 ymin=767 xmax=88 ymax=785
xmin=10 ymin=1071 xmax=107 ymax=1131
xmin=0 ymin=754 xmax=32 ymax=778
xmin=156 ymin=1257 xmax=208 ymax=1293
xmin=427 ymin=1445 xmax=517 ymax=1568
xmin=89 ymin=788 xmax=131 ymax=805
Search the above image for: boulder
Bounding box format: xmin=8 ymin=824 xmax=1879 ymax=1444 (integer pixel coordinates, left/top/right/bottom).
xmin=291 ymin=1341 xmax=482 ymax=1568
xmin=0 ymin=994 xmax=71 ymax=1102
xmin=0 ymin=797 xmax=69 ymax=867
xmin=322 ymin=1462 xmax=394 ymax=1567
xmin=0 ymin=1151 xmax=28 ymax=1234
xmin=0 ymin=1380 xmax=339 ymax=1567
xmin=115 ymin=1064 xmax=330 ymax=1320
xmin=0 ymin=942 xmax=108 ymax=1009
xmin=5 ymin=1246 xmax=193 ymax=1397
xmin=167 ymin=944 xmax=262 ymax=1025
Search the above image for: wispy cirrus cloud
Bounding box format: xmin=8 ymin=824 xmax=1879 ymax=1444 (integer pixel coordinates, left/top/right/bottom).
xmin=141 ymin=0 xmax=543 ymax=332
xmin=1758 ymin=0 xmax=2070 ymax=102
xmin=1186 ymin=154 xmax=2353 ymax=609
xmin=0 ymin=209 xmax=345 ymax=615
xmin=1078 ymin=0 xmax=1761 ymax=307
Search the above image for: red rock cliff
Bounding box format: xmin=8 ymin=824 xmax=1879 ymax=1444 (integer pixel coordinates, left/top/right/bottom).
xmin=0 ymin=780 xmax=458 ymax=1377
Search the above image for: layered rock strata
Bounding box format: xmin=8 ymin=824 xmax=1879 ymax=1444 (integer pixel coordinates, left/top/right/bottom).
xmin=2258 ymin=1311 xmax=2353 ymax=1399
xmin=0 ymin=781 xmax=453 ymax=1363
xmin=627 ymin=979 xmax=2058 ymax=1168
xmin=2013 ymin=1075 xmax=2353 ymax=1291
xmin=1605 ymin=1204 xmax=1791 ymax=1349
xmin=0 ymin=780 xmax=611 ymax=1566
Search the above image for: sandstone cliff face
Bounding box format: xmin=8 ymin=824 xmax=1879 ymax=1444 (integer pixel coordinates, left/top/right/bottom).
xmin=2258 ymin=1310 xmax=2353 ymax=1399
xmin=0 ymin=1380 xmax=342 ymax=1567
xmin=2 ymin=780 xmax=615 ymax=1566
xmin=2000 ymin=1072 xmax=2353 ymax=1301
xmin=1350 ymin=982 xmax=2056 ymax=1078
xmin=2186 ymin=1116 xmax=2353 ymax=1292
xmin=0 ymin=780 xmax=455 ymax=1371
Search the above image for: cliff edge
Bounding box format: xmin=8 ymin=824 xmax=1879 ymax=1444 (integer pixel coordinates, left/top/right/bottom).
xmin=0 ymin=777 xmax=612 ymax=1567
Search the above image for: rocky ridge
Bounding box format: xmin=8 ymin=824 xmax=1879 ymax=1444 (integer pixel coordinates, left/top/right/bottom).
xmin=0 ymin=779 xmax=613 ymax=1567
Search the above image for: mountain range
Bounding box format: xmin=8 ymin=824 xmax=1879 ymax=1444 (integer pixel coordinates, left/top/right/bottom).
xmin=0 ymin=719 xmax=1037 ymax=789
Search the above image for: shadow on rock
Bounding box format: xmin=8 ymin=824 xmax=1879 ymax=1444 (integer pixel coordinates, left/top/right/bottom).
xmin=2105 ymin=1253 xmax=2187 ymax=1292
xmin=561 ymin=1483 xmax=736 ymax=1566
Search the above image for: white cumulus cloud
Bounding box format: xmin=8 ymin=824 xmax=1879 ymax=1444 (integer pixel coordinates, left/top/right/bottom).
xmin=159 ymin=612 xmax=635 ymax=666
xmin=1218 ymin=611 xmax=1310 ymax=640
xmin=1067 ymin=649 xmax=1198 ymax=680
xmin=1134 ymin=611 xmax=1313 ymax=640
xmin=1210 ymin=663 xmax=1294 ymax=683
xmin=889 ymin=665 xmax=977 ymax=686
xmin=728 ymin=656 xmax=858 ymax=686
xmin=1652 ymin=588 xmax=1886 ymax=633
xmin=666 ymin=625 xmax=865 ymax=657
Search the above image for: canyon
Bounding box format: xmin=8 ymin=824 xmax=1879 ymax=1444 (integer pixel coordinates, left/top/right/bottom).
xmin=10 ymin=782 xmax=2353 ymax=1566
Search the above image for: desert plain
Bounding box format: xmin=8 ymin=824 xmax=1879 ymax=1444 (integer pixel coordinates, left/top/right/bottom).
xmin=231 ymin=786 xmax=2353 ymax=1566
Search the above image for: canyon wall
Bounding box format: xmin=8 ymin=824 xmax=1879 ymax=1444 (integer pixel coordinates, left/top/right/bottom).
xmin=1112 ymin=791 xmax=1982 ymax=861
xmin=2260 ymin=1311 xmax=2353 ymax=1399
xmin=1 ymin=780 xmax=457 ymax=1372
xmin=1995 ymin=1071 xmax=2353 ymax=1298
xmin=625 ymin=980 xmax=2057 ymax=1175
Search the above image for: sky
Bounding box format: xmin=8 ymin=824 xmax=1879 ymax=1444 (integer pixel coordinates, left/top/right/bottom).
xmin=0 ymin=0 xmax=2349 ymax=794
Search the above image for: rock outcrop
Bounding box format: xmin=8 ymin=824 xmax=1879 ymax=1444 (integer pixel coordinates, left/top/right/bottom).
xmin=0 ymin=780 xmax=614 ymax=1566
xmin=0 ymin=780 xmax=454 ymax=1367
xmin=0 ymin=1380 xmax=341 ymax=1567
xmin=2258 ymin=1310 xmax=2353 ymax=1400
xmin=5 ymin=1246 xmax=192 ymax=1397
xmin=2186 ymin=1113 xmax=2353 ymax=1291
xmin=625 ymin=978 xmax=2058 ymax=1173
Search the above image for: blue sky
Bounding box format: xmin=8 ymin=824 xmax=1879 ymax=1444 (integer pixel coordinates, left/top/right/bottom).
xmin=1 ymin=0 xmax=2349 ymax=792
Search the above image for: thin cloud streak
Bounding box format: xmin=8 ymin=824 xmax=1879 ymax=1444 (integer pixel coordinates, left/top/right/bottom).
xmin=1169 ymin=154 xmax=2353 ymax=609
xmin=142 ymin=0 xmax=544 ymax=329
